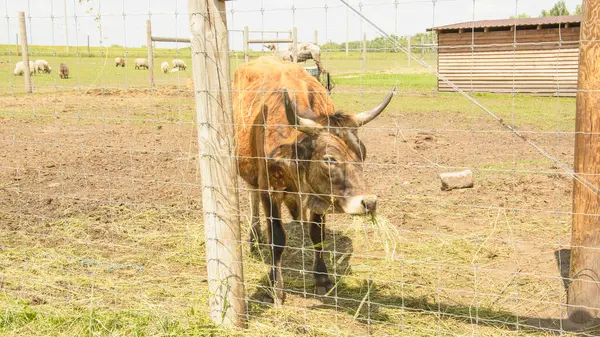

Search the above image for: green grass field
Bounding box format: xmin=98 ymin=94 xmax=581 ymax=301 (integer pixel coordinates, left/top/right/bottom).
xmin=0 ymin=45 xmax=581 ymax=336
xmin=0 ymin=46 xmax=575 ymax=131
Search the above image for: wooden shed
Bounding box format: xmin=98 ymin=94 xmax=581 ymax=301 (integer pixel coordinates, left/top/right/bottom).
xmin=430 ymin=16 xmax=581 ymax=96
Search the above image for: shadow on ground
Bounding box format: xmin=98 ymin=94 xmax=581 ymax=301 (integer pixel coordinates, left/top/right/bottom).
xmin=245 ymin=228 xmax=600 ymax=335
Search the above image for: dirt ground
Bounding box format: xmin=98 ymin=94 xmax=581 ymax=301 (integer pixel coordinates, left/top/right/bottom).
xmin=1 ymin=88 xmax=590 ymax=336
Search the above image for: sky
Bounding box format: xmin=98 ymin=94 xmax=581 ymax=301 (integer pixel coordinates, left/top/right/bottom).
xmin=0 ymin=0 xmax=583 ymax=51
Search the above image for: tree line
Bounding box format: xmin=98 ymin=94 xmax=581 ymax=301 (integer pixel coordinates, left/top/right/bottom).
xmin=320 ymin=32 xmax=436 ymax=53
xmin=511 ymin=0 xmax=582 ymax=19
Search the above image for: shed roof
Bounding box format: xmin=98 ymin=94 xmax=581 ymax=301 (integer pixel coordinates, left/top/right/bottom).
xmin=430 ymin=15 xmax=581 ymax=32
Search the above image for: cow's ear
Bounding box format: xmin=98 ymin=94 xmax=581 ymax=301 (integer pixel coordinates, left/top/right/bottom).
xmin=268 ymin=138 xmax=315 ymax=168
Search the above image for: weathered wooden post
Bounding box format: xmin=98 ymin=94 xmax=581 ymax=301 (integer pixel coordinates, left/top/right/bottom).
xmin=314 ymin=30 xmax=318 ymax=45
xmin=87 ymin=35 xmax=90 ymax=56
xmin=146 ymin=20 xmax=154 ymax=87
xmin=18 ymin=12 xmax=32 ymax=93
xmin=188 ymin=0 xmax=245 ymax=328
xmin=362 ymin=32 xmax=367 ymax=72
xmin=292 ymin=26 xmax=298 ymax=63
xmin=15 ymin=33 xmax=19 ymax=56
xmin=568 ymin=0 xmax=600 ymax=327
xmin=243 ymin=26 xmax=249 ymax=63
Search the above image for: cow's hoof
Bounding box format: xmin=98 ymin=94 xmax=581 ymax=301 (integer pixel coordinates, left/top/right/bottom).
xmin=258 ymin=290 xmax=285 ymax=306
xmin=273 ymin=288 xmax=286 ymax=306
xmin=315 ymin=285 xmax=331 ymax=296
xmin=273 ymin=295 xmax=284 ymax=307
xmin=258 ymin=293 xmax=274 ymax=304
xmin=314 ymin=277 xmax=333 ymax=296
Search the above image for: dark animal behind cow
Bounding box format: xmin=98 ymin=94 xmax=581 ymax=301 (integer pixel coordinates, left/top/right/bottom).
xmin=59 ymin=63 xmax=69 ymax=79
xmin=233 ymin=56 xmax=394 ymax=305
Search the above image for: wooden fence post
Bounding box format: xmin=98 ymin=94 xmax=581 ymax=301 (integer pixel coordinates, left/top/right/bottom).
xmin=15 ymin=33 xmax=19 ymax=56
xmin=314 ymin=30 xmax=318 ymax=45
xmin=19 ymin=12 xmax=32 ymax=93
xmin=188 ymin=0 xmax=245 ymax=328
xmin=243 ymin=26 xmax=249 ymax=63
xmin=568 ymin=0 xmax=600 ymax=326
xmin=363 ymin=32 xmax=367 ymax=72
xmin=292 ymin=27 xmax=298 ymax=63
xmin=146 ymin=20 xmax=154 ymax=87
xmin=87 ymin=35 xmax=90 ymax=56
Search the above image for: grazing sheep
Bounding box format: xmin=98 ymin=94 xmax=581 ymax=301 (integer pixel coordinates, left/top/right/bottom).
xmin=135 ymin=58 xmax=148 ymax=70
xmin=13 ymin=61 xmax=35 ymax=76
xmin=29 ymin=61 xmax=37 ymax=75
xmin=115 ymin=57 xmax=125 ymax=67
xmin=59 ymin=63 xmax=69 ymax=79
xmin=13 ymin=61 xmax=25 ymax=76
xmin=34 ymin=60 xmax=52 ymax=74
xmin=172 ymin=59 xmax=186 ymax=70
xmin=161 ymin=61 xmax=170 ymax=73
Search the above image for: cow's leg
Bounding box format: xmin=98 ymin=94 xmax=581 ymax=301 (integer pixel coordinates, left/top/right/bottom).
xmin=284 ymin=193 xmax=305 ymax=226
xmin=262 ymin=191 xmax=286 ymax=305
xmin=249 ymin=188 xmax=261 ymax=254
xmin=310 ymin=212 xmax=333 ymax=295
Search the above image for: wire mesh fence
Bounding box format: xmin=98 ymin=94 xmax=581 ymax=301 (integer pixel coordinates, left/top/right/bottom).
xmin=1 ymin=0 xmax=598 ymax=336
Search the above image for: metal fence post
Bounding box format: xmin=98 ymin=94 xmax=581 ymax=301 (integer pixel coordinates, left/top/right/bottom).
xmin=363 ymin=32 xmax=367 ymax=72
xmin=407 ymin=35 xmax=411 ymax=68
xmin=243 ymin=26 xmax=249 ymax=63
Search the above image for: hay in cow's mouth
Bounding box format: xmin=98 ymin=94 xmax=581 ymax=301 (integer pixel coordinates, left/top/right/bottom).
xmin=347 ymin=214 xmax=401 ymax=260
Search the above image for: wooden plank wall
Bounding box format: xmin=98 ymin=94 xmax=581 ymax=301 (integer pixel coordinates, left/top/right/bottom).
xmin=437 ymin=27 xmax=580 ymax=96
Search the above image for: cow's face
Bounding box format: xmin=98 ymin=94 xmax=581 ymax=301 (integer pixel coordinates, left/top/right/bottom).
xmin=304 ymin=131 xmax=376 ymax=215
xmin=273 ymin=89 xmax=394 ymax=215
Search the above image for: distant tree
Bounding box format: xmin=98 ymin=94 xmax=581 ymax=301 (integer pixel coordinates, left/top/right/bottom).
xmin=510 ymin=13 xmax=531 ymax=19
xmin=320 ymin=32 xmax=436 ymax=53
xmin=540 ymin=0 xmax=570 ymax=17
xmin=574 ymin=4 xmax=583 ymax=15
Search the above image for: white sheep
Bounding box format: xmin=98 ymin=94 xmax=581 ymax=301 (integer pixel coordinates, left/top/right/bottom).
xmin=161 ymin=61 xmax=170 ymax=74
xmin=13 ymin=62 xmax=24 ymax=76
xmin=34 ymin=60 xmax=52 ymax=74
xmin=29 ymin=61 xmax=37 ymax=75
xmin=115 ymin=57 xmax=125 ymax=67
xmin=172 ymin=59 xmax=186 ymax=70
xmin=14 ymin=61 xmax=35 ymax=76
xmin=135 ymin=58 xmax=148 ymax=70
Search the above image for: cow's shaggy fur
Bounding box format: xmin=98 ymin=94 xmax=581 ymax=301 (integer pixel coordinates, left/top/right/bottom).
xmin=233 ymin=56 xmax=391 ymax=304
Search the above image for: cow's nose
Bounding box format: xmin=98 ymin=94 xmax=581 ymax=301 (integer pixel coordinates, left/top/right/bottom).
xmin=361 ymin=195 xmax=377 ymax=213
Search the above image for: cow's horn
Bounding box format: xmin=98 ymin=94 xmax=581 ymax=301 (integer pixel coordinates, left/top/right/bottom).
xmin=283 ymin=89 xmax=323 ymax=137
xmin=353 ymin=86 xmax=396 ymax=126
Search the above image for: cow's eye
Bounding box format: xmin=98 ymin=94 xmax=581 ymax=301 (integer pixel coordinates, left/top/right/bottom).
xmin=322 ymin=156 xmax=337 ymax=165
